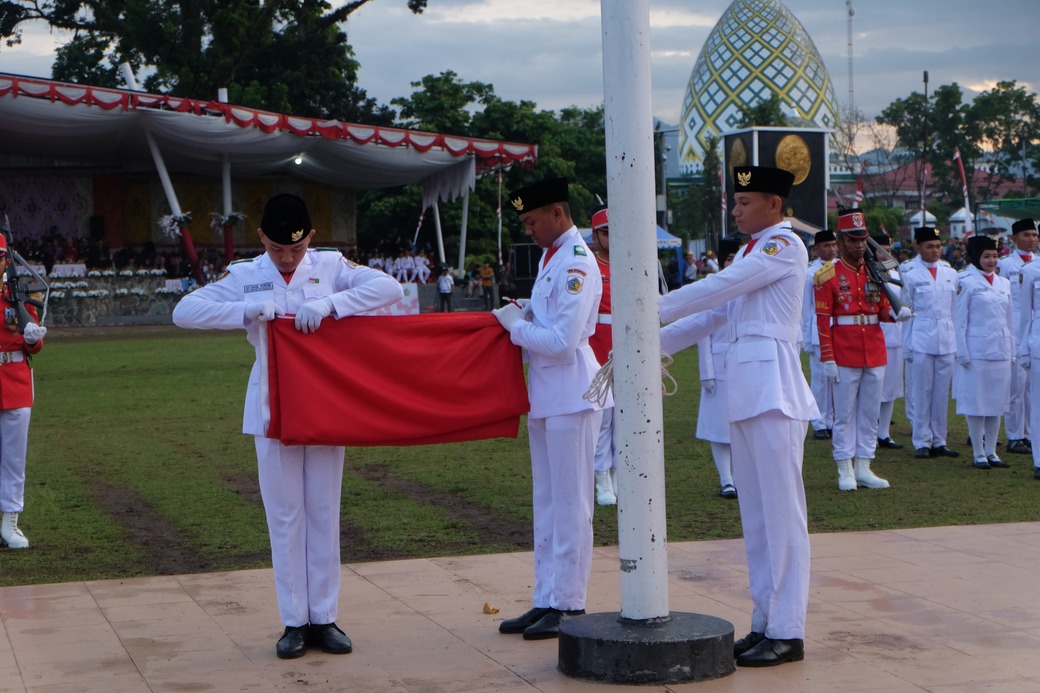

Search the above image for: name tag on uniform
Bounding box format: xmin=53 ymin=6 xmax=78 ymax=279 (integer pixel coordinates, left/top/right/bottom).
xmin=244 ymin=282 xmax=274 ymax=294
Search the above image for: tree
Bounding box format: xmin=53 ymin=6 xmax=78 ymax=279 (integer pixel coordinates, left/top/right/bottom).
xmin=968 ymin=80 xmax=1040 ymax=198
xmin=736 ymin=92 xmax=788 ymax=128
xmin=0 ymin=0 xmax=428 ymax=122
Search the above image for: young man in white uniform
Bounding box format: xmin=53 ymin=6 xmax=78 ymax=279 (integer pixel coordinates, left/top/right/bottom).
xmin=493 ymin=177 xmax=609 ymax=641
xmin=658 ymin=166 xmax=818 ymax=668
xmin=998 ymin=218 xmax=1038 ymax=455
xmin=803 ymin=229 xmax=837 ymax=439
xmin=172 ymin=194 xmax=403 ymax=659
xmin=901 ymin=227 xmax=960 ymax=459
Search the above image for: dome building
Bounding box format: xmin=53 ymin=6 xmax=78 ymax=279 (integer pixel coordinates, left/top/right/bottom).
xmin=679 ymin=0 xmax=838 ymax=175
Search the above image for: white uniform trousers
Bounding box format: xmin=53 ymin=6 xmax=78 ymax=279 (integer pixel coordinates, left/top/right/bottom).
xmin=904 ymin=355 xmax=916 ymax=427
xmin=1027 ymin=360 xmax=1040 ymax=470
xmin=730 ymin=410 xmax=810 ymax=640
xmin=0 ymin=408 xmax=31 ymax=513
xmin=593 ymin=406 xmax=615 ymax=473
xmin=809 ymin=350 xmax=834 ymax=432
xmin=255 ymin=437 xmax=345 ymax=628
xmin=910 ymin=352 xmax=954 ymax=450
xmin=832 ymin=366 xmax=885 ymax=461
xmin=1006 ymin=360 xmax=1030 ymax=441
xmin=529 ymin=410 xmax=600 ymax=611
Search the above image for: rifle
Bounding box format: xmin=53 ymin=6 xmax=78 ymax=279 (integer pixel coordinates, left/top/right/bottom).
xmin=1 ymin=216 xmax=49 ymax=333
xmin=864 ymin=236 xmax=909 ymax=315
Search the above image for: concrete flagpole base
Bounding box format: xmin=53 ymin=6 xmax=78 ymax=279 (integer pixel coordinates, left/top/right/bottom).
xmin=558 ymin=612 xmax=735 ymax=684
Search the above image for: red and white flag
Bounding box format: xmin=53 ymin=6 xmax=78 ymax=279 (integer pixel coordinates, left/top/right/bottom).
xmin=719 ymin=168 xmax=727 ymax=215
xmin=853 ymin=165 xmax=865 ymax=205
xmin=265 ymin=313 xmax=530 ymax=447
xmin=953 ymin=147 xmax=974 ymax=237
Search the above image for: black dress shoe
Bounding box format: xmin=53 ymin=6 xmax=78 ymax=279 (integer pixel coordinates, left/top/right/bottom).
xmin=522 ymin=609 xmax=585 ymax=640
xmin=1034 ymin=467 xmax=1040 ymax=480
xmin=1007 ymin=439 xmax=1032 ymax=454
xmin=736 ymin=637 xmax=805 ymax=667
xmin=813 ymin=429 xmax=830 ymax=440
xmin=931 ymin=445 xmax=960 ymax=458
xmin=987 ymin=455 xmax=1010 ymax=468
xmin=733 ymin=631 xmax=765 ymax=658
xmin=308 ymin=622 xmax=352 ymax=654
xmin=877 ymin=437 xmax=904 ymax=449
xmin=914 ymin=447 xmax=931 ymax=459
xmin=499 ymin=607 xmax=554 ymax=634
xmin=276 ymin=625 xmax=308 ymax=659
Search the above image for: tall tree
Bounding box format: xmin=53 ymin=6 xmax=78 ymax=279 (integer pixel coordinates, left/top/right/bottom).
xmin=0 ymin=0 xmax=428 ymax=122
xmin=736 ymin=92 xmax=788 ymax=128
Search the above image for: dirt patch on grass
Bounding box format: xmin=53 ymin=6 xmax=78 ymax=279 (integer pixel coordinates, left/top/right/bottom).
xmin=352 ymin=464 xmax=531 ymax=551
xmin=93 ymin=481 xmax=226 ymax=576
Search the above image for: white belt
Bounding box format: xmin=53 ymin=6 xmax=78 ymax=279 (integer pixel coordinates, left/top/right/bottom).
xmin=834 ymin=314 xmax=879 ymax=326
xmin=0 ymin=351 xmax=25 ymax=364
xmin=597 ymin=314 xmax=612 ymax=325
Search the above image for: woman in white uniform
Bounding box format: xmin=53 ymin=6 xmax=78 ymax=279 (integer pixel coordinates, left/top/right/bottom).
xmin=661 ymin=239 xmax=741 ymax=498
xmin=954 ymin=235 xmax=1013 ymax=469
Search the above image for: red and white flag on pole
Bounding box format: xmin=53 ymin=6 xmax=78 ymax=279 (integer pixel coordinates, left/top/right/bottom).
xmin=952 ymin=147 xmax=974 ymax=237
xmin=853 ymin=165 xmax=865 ymax=205
xmin=719 ymin=168 xmax=727 ymax=215
xmin=265 ymin=314 xmax=530 ymax=447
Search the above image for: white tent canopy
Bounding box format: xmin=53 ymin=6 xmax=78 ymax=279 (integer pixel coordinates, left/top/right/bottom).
xmin=0 ymin=74 xmax=537 ymax=211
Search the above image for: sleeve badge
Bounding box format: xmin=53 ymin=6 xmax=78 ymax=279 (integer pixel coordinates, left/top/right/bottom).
xmin=762 ymin=240 xmax=783 ymax=256
xmin=567 ymin=276 xmax=584 ymax=294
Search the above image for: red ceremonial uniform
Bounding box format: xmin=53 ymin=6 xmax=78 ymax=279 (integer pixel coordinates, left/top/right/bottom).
xmin=589 ymin=254 xmax=612 ymax=365
xmin=815 ymin=258 xmax=892 ymax=368
xmin=0 ymin=288 xmax=41 ymax=409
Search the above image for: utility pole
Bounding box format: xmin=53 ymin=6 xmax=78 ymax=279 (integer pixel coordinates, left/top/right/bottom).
xmin=846 ymin=0 xmax=855 ymax=114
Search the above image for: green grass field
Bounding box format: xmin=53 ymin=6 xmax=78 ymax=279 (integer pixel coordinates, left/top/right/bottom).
xmin=2 ymin=324 xmax=1037 ymax=588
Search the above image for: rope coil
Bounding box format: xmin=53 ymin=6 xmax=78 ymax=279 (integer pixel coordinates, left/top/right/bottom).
xmin=583 ymin=352 xmax=679 ymax=407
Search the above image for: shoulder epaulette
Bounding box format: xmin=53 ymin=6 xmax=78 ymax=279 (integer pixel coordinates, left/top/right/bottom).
xmin=229 ymin=257 xmax=254 ymax=266
xmin=813 ymin=262 xmax=835 ymax=287
xmin=316 ymin=247 xmax=339 ymax=252
xmin=573 ymin=245 xmax=587 ymax=256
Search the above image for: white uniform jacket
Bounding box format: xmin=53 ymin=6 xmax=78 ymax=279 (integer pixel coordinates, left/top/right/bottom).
xmin=509 ymin=226 xmax=609 ymax=418
xmin=955 ymin=267 xmax=1014 ymax=361
xmin=172 ymin=249 xmax=404 ymax=436
xmin=1017 ymin=262 xmax=1040 ymax=361
xmin=901 ymin=258 xmax=958 ymax=355
xmin=998 ymin=252 xmax=1031 ymax=318
xmin=801 ymin=257 xmax=829 ymax=348
xmin=659 ymin=223 xmax=818 ymax=423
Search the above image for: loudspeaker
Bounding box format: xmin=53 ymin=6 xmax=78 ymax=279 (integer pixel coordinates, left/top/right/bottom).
xmin=89 ymin=216 xmax=106 ymax=242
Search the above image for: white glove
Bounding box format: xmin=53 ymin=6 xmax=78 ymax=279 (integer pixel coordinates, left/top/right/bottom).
xmin=957 ymin=354 xmax=971 ymax=369
xmin=891 ymin=306 xmax=913 ymax=322
xmin=701 ymin=378 xmax=716 ymax=395
xmin=294 ymin=297 xmax=333 ymax=334
xmin=22 ymin=322 xmax=46 ymax=345
xmin=822 ymin=360 xmax=840 ymax=383
xmin=245 ymin=300 xmax=284 ymax=322
xmin=492 ymin=302 xmax=525 ymax=331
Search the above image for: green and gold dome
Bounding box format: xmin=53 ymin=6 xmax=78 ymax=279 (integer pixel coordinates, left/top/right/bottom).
xmin=680 ymin=0 xmax=838 ymax=174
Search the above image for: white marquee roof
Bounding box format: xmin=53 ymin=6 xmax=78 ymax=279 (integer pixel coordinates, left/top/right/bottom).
xmin=0 ymin=74 xmax=538 ymax=209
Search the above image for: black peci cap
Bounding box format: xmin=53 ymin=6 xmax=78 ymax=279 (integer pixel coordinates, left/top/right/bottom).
xmin=260 ymin=194 xmax=312 ymax=245
xmin=508 ymin=177 xmax=569 ymax=215
xmin=732 ymin=166 xmax=795 ymax=197
xmin=914 ymin=227 xmax=942 ymax=244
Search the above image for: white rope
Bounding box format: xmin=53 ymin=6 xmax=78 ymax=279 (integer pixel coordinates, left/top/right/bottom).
xmin=583 ymin=351 xmax=680 ymax=407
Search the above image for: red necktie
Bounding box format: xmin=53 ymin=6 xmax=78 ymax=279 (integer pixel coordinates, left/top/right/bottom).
xmin=542 ymin=245 xmax=560 ymax=269
xmin=985 ymin=274 xmax=994 ymax=285
xmin=1024 ymin=254 xmax=1033 ymax=263
xmin=928 ymin=267 xmax=937 ymax=280
xmin=742 ymin=238 xmax=759 ymax=256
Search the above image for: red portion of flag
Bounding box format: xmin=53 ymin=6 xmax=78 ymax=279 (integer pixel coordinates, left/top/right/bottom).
xmin=953 ymin=147 xmax=974 ymax=236
xmin=266 ymin=313 xmax=530 ymax=446
xmin=853 ymin=166 xmax=865 ymax=204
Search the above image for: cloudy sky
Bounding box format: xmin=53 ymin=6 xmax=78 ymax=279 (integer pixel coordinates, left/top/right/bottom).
xmin=0 ymin=0 xmax=1037 ymax=126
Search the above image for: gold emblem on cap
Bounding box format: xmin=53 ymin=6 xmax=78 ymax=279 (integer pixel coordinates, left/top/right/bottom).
xmin=737 ymin=171 xmax=752 ymax=187
xmin=291 ymin=228 xmax=304 ymax=242
xmin=511 ymin=196 xmax=525 ymax=212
